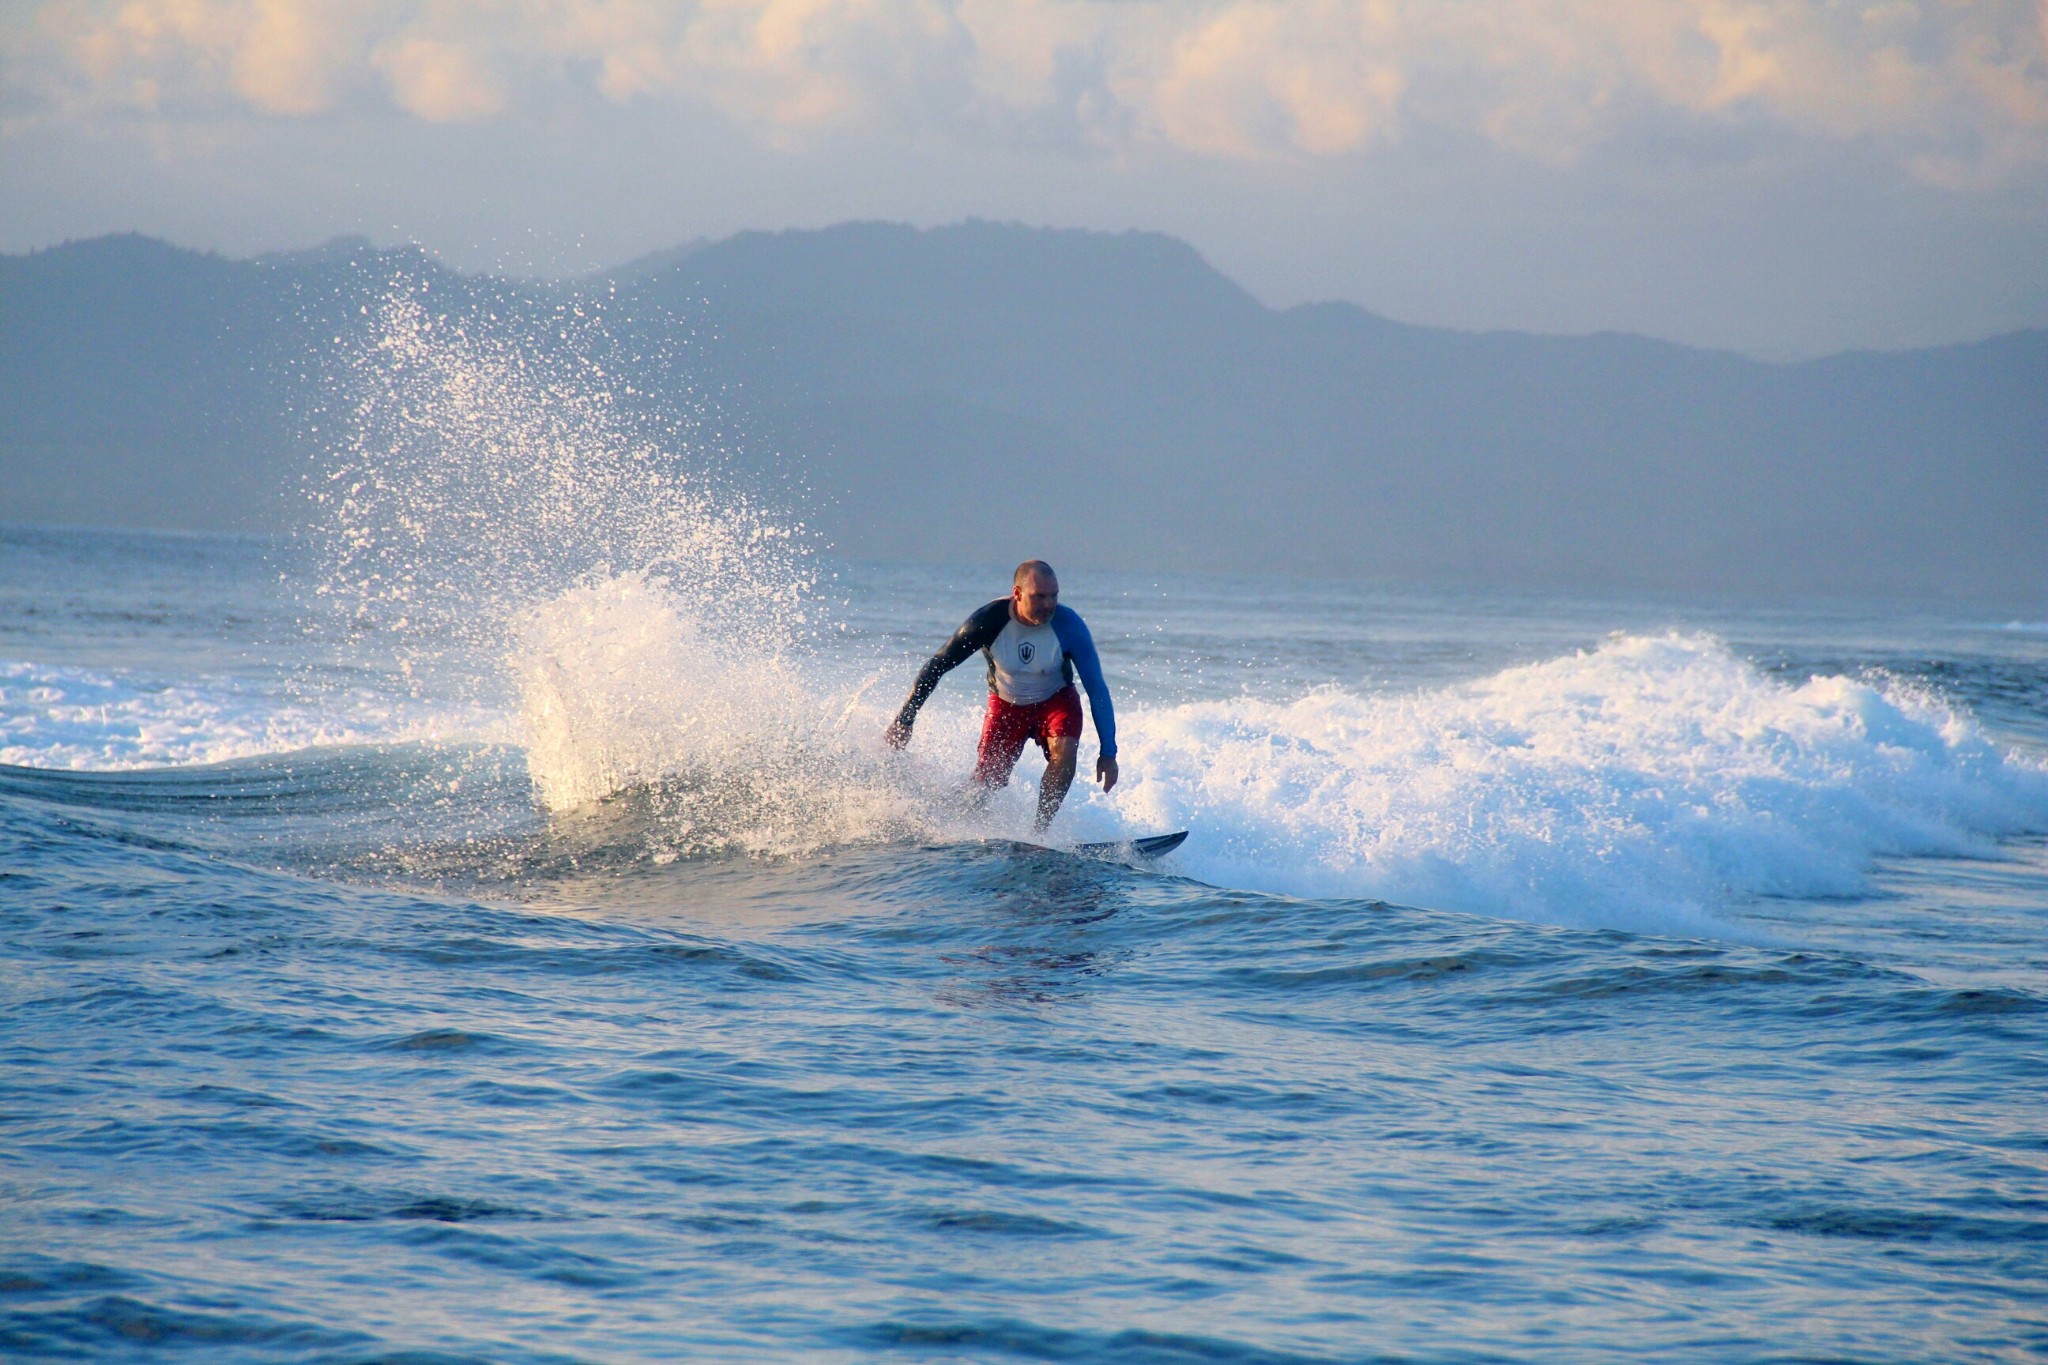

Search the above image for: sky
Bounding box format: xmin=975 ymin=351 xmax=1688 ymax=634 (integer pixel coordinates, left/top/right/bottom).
xmin=3 ymin=0 xmax=2046 ymax=357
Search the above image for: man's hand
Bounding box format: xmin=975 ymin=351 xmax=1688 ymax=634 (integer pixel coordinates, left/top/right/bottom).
xmin=1096 ymin=754 xmax=1118 ymax=792
xmin=883 ymin=719 xmax=912 ymax=750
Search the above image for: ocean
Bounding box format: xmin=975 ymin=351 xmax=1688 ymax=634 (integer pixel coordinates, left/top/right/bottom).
xmin=4 ymin=518 xmax=2045 ymax=1364
xmin=4 ymin=292 xmax=2046 ymax=1361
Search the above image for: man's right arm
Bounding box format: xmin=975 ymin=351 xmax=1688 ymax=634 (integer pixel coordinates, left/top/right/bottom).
xmin=886 ymin=600 xmax=1009 ymax=745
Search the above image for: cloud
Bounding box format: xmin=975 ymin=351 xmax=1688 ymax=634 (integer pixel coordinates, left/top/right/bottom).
xmin=376 ymin=35 xmax=504 ymax=120
xmin=1142 ymin=2 xmax=1408 ymax=157
xmin=9 ymin=0 xmax=2046 ymax=185
xmin=26 ymin=0 xmax=385 ymax=116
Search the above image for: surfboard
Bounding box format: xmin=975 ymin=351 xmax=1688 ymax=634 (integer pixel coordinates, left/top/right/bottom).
xmin=1072 ymin=830 xmax=1188 ymax=860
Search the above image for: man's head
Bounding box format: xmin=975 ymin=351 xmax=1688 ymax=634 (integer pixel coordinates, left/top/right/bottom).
xmin=1011 ymin=560 xmax=1059 ymax=626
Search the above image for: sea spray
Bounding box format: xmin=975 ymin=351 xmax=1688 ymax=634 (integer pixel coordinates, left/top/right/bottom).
xmin=305 ymin=267 xmax=944 ymax=854
xmin=312 ymin=277 xmax=808 ymax=668
xmin=515 ymin=572 xmax=924 ymax=855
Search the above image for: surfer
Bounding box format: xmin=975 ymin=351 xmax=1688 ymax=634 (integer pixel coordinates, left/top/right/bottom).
xmin=884 ymin=560 xmax=1118 ymax=828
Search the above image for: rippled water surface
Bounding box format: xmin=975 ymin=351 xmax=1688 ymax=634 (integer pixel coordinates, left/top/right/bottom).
xmin=3 ymin=523 xmax=2046 ymax=1363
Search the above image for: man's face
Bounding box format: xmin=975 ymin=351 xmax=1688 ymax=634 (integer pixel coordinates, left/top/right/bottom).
xmin=1012 ymin=572 xmax=1058 ymax=626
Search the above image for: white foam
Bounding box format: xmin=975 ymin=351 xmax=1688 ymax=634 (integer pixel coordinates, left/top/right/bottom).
xmin=1092 ymin=632 xmax=2048 ymax=936
xmin=0 ymin=659 xmax=494 ymax=770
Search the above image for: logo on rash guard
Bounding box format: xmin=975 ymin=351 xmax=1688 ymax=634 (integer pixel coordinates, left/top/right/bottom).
xmin=1018 ymin=641 xmax=1036 ymax=664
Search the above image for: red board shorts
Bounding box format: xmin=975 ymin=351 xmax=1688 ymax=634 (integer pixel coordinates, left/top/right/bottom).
xmin=973 ymin=685 xmax=1083 ymax=788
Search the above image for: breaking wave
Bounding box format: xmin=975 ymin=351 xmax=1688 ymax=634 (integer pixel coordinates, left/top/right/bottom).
xmin=1110 ymin=632 xmax=2048 ymax=935
xmin=0 ymin=659 xmax=491 ymax=770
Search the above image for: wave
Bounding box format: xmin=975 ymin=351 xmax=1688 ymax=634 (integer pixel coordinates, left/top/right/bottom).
xmin=0 ymin=659 xmax=497 ymax=770
xmin=500 ymin=559 xmax=2048 ymax=936
xmin=10 ymin=617 xmax=2047 ymax=942
xmin=1108 ymin=632 xmax=2048 ymax=935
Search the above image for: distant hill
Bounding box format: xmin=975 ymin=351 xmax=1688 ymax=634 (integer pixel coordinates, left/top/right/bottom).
xmin=3 ymin=223 xmax=2042 ymax=605
xmin=0 ymin=232 xmax=526 ymax=534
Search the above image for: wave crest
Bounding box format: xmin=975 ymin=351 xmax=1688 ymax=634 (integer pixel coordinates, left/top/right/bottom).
xmin=1110 ymin=632 xmax=2048 ymax=934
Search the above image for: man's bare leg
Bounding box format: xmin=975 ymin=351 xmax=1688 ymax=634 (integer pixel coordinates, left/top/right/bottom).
xmin=1036 ymin=736 xmax=1078 ymax=830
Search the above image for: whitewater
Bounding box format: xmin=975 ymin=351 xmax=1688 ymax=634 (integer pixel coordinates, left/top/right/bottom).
xmin=3 ymin=282 xmax=2045 ymax=1361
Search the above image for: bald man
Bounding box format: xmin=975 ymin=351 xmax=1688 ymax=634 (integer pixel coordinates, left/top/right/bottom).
xmin=884 ymin=560 xmax=1119 ymax=829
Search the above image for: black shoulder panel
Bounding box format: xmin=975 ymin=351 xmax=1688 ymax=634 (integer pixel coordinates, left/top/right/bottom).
xmin=895 ymin=598 xmax=1012 ymax=729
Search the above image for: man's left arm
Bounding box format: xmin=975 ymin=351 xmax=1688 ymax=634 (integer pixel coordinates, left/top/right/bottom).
xmin=1053 ymin=607 xmax=1119 ymax=791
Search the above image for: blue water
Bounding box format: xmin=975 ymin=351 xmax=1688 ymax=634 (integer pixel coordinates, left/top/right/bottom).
xmin=4 ymin=520 xmax=2046 ymax=1363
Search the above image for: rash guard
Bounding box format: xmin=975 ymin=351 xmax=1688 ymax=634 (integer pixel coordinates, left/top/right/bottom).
xmin=895 ymin=599 xmax=1118 ymax=757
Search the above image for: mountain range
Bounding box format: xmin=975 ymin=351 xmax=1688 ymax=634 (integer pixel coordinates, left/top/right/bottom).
xmin=2 ymin=222 xmax=2042 ymax=604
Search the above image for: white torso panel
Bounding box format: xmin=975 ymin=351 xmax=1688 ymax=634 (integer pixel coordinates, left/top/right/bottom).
xmin=989 ymin=616 xmax=1066 ymax=704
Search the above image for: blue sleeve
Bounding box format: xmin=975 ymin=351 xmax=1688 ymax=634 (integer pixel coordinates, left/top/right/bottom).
xmin=1052 ymin=606 xmax=1116 ymax=757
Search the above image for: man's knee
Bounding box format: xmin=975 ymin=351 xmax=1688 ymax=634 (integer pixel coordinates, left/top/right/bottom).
xmin=1045 ymin=736 xmax=1078 ymax=767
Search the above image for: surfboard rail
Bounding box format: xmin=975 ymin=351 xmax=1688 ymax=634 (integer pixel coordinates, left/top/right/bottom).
xmin=1072 ymin=830 xmax=1188 ymax=860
